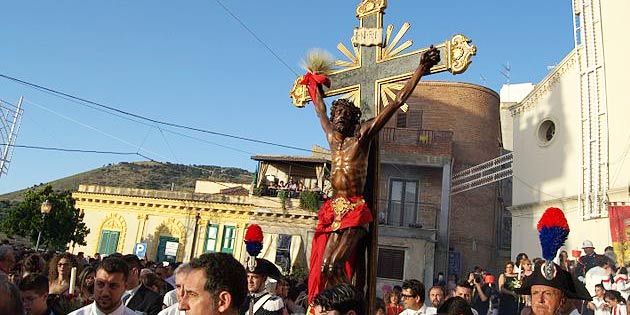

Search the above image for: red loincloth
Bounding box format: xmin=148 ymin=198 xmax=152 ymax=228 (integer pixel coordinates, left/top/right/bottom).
xmin=308 ymin=196 xmax=373 ymax=303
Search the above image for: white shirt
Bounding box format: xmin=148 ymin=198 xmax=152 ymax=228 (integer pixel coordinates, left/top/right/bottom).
xmin=592 ymin=296 xmax=611 ymax=315
xmin=615 ymin=275 xmax=630 ymax=300
xmin=163 ymin=289 xmax=178 ymax=308
xmin=157 ymin=303 xmax=185 ymax=315
xmin=69 ymin=301 xmax=136 ymax=315
xmin=399 ymin=305 xmax=428 ymax=315
xmin=612 ymin=305 xmax=628 ymax=315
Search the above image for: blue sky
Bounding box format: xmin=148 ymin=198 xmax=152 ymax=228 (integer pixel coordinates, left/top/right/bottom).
xmin=0 ymin=1 xmax=575 ymax=194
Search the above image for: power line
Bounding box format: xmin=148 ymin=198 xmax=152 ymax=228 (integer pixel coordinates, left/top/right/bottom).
xmin=1 ymin=143 xmax=138 ymax=155
xmin=213 ymin=0 xmax=299 ymax=77
xmin=0 ymin=73 xmax=311 ymax=152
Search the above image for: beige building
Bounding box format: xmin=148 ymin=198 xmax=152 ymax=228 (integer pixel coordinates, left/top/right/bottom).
xmin=509 ymin=0 xmax=629 ymax=258
xmin=71 ymin=184 xmax=317 ymax=274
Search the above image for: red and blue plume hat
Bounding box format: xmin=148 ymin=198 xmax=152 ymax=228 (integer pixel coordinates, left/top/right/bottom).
xmin=245 ymin=224 xmax=264 ymax=257
xmin=244 ymin=224 xmax=264 ymax=272
xmin=537 ymin=207 xmax=570 ymax=261
xmin=514 ymin=207 xmax=591 ymax=300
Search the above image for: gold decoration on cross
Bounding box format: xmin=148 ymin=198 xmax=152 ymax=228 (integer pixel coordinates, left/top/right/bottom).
xmin=380 ymin=82 xmax=409 ymax=112
xmin=289 ymin=76 xmax=309 ymax=107
xmin=356 ymin=0 xmax=387 ymax=18
xmin=447 ymin=34 xmax=477 ymax=74
xmin=380 ymin=22 xmax=413 ymax=61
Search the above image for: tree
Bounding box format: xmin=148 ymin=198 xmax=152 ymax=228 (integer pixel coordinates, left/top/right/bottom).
xmin=0 ymin=185 xmax=89 ymax=251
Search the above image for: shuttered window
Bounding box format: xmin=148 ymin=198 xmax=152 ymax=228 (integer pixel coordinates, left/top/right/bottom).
xmin=204 ymin=224 xmax=219 ymax=253
xmin=98 ymin=230 xmax=119 ymax=255
xmin=221 ymin=225 xmax=236 ymax=254
xmin=396 ymin=111 xmax=407 ymax=128
xmin=377 ymin=248 xmax=405 ymax=280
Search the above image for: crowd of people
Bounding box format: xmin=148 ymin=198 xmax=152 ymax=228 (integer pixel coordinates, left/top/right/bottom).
xmin=0 ymin=237 xmax=628 ymax=315
xmin=258 ymin=178 xmax=326 ymax=199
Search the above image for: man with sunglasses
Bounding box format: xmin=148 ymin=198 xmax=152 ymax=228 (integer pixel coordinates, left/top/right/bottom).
xmin=399 ymin=279 xmax=427 ymax=315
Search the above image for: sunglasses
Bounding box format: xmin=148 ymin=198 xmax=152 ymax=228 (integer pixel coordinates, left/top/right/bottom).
xmin=401 ymin=293 xmax=417 ymax=298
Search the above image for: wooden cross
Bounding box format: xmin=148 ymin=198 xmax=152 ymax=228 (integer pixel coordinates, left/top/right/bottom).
xmin=289 ymin=0 xmax=476 ymax=311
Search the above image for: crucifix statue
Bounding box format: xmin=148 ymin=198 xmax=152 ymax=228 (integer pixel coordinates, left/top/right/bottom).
xmin=289 ymin=0 xmax=476 ymax=309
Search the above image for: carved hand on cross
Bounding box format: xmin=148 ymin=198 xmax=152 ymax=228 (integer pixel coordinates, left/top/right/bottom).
xmin=421 ymin=46 xmax=441 ymax=74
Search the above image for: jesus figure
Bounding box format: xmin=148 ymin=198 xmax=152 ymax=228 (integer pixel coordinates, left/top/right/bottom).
xmin=306 ymin=46 xmax=440 ymax=303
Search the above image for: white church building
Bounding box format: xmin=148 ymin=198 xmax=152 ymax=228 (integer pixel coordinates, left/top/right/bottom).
xmin=507 ymin=0 xmax=629 ymax=261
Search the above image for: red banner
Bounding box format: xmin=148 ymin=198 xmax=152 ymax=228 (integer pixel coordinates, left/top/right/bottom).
xmin=608 ymin=204 xmax=630 ymax=266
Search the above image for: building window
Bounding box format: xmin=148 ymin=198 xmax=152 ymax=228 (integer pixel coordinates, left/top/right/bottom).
xmin=396 ymin=111 xmax=407 ymax=128
xmin=537 ymin=119 xmax=557 ymax=146
xmin=275 ymin=234 xmax=292 ymax=273
xmin=221 ymin=225 xmax=236 ymax=254
xmin=408 ymin=110 xmax=423 ymax=129
xmin=387 ymin=179 xmax=419 ymax=226
xmin=377 ymin=248 xmax=405 ymax=280
xmin=574 ymin=13 xmax=582 ymax=45
xmin=204 ymin=224 xmax=219 ymax=253
xmin=98 ymin=230 xmax=119 ymax=255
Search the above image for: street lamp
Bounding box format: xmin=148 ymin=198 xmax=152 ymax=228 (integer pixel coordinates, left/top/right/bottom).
xmin=35 ymin=200 xmax=52 ymax=250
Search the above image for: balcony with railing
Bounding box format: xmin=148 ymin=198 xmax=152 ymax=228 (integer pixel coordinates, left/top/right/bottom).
xmin=376 ymin=199 xmax=439 ymax=239
xmin=380 ymin=127 xmax=453 ymax=160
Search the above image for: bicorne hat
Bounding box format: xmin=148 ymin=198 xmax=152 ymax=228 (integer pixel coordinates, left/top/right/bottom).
xmin=515 ymin=261 xmax=591 ymax=300
xmin=514 ymin=207 xmax=591 ymax=301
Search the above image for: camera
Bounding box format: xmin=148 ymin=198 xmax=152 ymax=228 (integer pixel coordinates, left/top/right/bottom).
xmin=474 ymin=273 xmax=483 ymax=283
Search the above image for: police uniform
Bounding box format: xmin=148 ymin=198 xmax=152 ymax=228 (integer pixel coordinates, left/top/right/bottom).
xmin=242 ymin=290 xmax=285 ymax=315
xmin=241 ymin=258 xmax=285 ymax=315
xmin=575 ymin=240 xmax=608 ymax=282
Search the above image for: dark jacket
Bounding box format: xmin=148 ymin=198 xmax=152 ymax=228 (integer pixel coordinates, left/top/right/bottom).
xmin=126 ymin=284 xmax=163 ymax=315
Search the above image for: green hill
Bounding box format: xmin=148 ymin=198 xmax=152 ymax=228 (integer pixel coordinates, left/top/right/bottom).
xmin=0 ymin=161 xmax=254 ymax=201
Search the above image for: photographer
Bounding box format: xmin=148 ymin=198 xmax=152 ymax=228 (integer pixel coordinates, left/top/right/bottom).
xmin=467 ymin=271 xmax=489 ymax=315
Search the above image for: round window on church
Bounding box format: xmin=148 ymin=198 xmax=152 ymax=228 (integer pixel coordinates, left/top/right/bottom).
xmin=537 ymin=119 xmax=557 ymax=145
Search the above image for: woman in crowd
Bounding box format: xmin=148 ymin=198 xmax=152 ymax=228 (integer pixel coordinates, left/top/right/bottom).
xmin=519 ymin=258 xmax=534 ymax=314
xmin=498 ymin=260 xmax=519 ymax=315
xmin=77 ymin=265 xmax=95 ymax=302
xmin=48 ymin=253 xmax=78 ymax=295
xmin=520 ymin=258 xmax=533 ymax=279
xmin=514 ymin=253 xmax=528 ymax=278
xmin=558 ymin=250 xmax=570 ymax=271
xmin=385 ymin=289 xmax=403 ymax=315
xmin=604 ymin=290 xmax=627 ymax=315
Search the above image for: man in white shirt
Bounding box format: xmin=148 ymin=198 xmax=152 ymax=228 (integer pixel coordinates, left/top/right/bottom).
xmin=69 ymin=256 xmax=136 ymax=315
xmin=399 ymin=279 xmax=427 ymax=315
xmin=158 ymin=263 xmax=191 ymax=315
